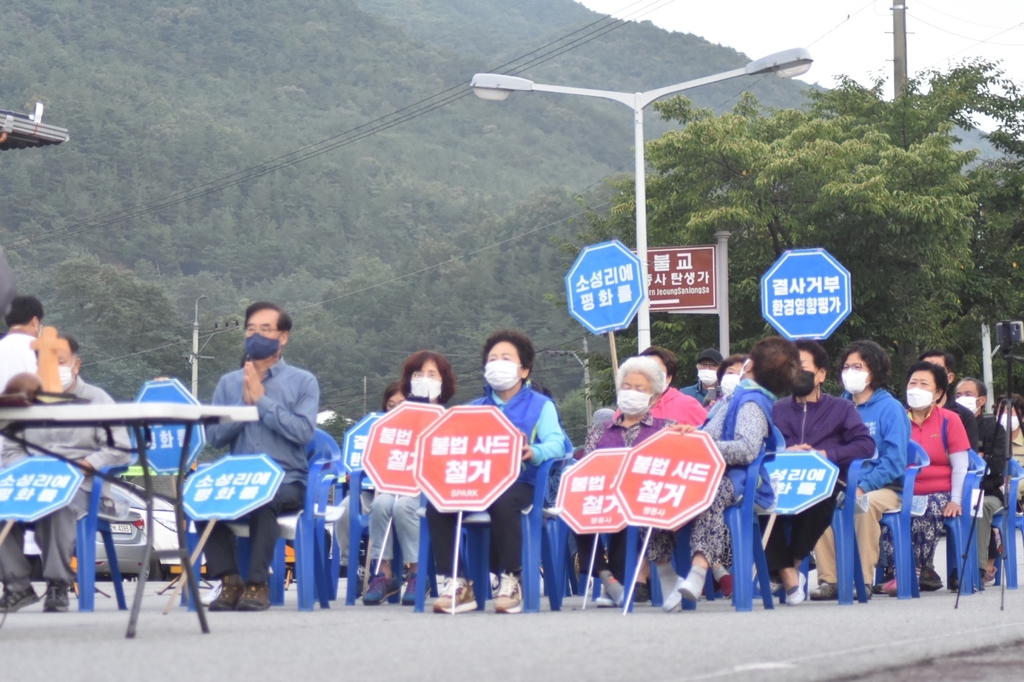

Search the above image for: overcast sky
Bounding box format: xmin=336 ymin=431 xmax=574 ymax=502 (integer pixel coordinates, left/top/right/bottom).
xmin=576 ymin=0 xmax=1023 ymax=114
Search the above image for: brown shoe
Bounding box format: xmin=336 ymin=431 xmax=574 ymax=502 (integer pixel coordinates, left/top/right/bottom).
xmin=235 ymin=582 xmax=271 ymax=611
xmin=208 ymin=574 xmax=244 ymax=612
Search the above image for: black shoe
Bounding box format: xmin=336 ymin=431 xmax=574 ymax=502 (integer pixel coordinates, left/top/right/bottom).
xmin=43 ymin=583 xmax=70 ymax=612
xmin=632 ymin=581 xmax=650 ymax=603
xmin=920 ymin=566 xmax=943 ymax=592
xmin=0 ymin=586 xmax=40 ymax=612
xmin=944 ymin=568 xmax=958 ymax=593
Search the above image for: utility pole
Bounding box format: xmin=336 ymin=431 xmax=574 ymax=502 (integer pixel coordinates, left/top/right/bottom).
xmin=363 ymin=376 xmax=368 ymax=416
xmin=190 ymin=295 xmax=207 ymax=398
xmin=893 ymin=3 xmax=908 ymax=96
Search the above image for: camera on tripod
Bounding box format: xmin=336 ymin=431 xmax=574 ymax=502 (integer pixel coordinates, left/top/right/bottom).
xmin=996 ymin=320 xmax=1024 ymax=347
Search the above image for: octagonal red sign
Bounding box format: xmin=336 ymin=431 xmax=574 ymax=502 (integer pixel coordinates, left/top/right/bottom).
xmin=414 ymin=405 xmax=523 ymax=513
xmin=614 ymin=430 xmax=726 ymax=530
xmin=363 ymin=402 xmax=445 ymax=496
xmin=556 ymin=448 xmax=628 ymax=534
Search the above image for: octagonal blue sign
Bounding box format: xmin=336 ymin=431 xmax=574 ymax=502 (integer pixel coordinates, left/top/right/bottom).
xmin=343 ymin=412 xmax=380 ymax=490
xmin=764 ymin=451 xmax=839 ymax=515
xmin=760 ymin=248 xmax=852 ymax=340
xmin=131 ymin=378 xmax=206 ymax=474
xmin=182 ymin=454 xmax=284 ymax=520
xmin=0 ymin=456 xmax=85 ymax=522
xmin=565 ymin=240 xmax=645 ymax=335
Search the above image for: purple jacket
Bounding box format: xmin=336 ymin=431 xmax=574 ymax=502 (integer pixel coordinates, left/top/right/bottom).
xmin=583 ymin=413 xmax=673 ymax=456
xmin=771 ymin=394 xmax=875 ymax=481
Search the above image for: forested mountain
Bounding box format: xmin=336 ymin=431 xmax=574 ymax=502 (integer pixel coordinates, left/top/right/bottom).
xmin=0 ymin=0 xmax=808 ymax=437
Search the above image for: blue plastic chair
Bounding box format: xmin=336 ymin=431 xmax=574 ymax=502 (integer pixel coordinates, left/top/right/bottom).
xmin=876 ymin=441 xmax=929 ymax=599
xmin=413 ymin=457 xmax=568 ymax=613
xmin=75 ymin=466 xmax=129 ymax=612
xmin=191 ymin=429 xmax=341 ymax=612
xmin=992 ymin=459 xmax=1024 ymax=588
xmin=943 ymin=450 xmax=985 ymax=596
xmin=719 ymin=427 xmax=782 ymax=612
xmin=828 ymin=459 xmax=869 ymax=605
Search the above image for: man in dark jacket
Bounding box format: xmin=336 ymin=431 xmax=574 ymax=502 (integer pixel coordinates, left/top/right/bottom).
xmin=955 ymin=378 xmax=1007 ymax=585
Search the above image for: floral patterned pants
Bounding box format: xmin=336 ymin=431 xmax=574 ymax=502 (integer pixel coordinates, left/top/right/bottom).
xmin=882 ymin=491 xmax=951 ymax=572
xmin=648 ymin=476 xmax=736 ymax=569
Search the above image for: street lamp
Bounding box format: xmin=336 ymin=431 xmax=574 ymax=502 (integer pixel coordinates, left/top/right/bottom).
xmin=472 ymin=48 xmax=812 ymax=352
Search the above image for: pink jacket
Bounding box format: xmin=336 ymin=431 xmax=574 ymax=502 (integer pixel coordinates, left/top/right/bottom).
xmin=650 ymin=387 xmax=707 ymax=427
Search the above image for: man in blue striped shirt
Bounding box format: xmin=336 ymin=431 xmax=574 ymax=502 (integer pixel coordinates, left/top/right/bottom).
xmin=200 ymin=302 xmax=319 ymax=612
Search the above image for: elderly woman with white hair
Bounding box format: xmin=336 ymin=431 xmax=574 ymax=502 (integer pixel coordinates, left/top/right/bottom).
xmin=575 ymin=356 xmax=674 ymax=606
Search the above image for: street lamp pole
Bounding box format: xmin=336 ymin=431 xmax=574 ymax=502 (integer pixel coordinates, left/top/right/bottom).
xmin=471 ymin=49 xmax=812 ymax=352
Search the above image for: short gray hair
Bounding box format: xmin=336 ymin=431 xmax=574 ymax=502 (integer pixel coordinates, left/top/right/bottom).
xmin=615 ymin=356 xmax=666 ymax=396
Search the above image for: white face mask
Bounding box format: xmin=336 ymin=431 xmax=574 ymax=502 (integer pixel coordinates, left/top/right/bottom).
xmin=1001 ymin=413 xmax=1020 ymax=433
xmin=842 ymin=369 xmax=869 ymax=395
xmin=59 ymin=366 xmax=76 ymax=391
xmin=955 ymin=396 xmax=978 ymax=414
xmin=410 ymin=376 xmax=442 ymax=401
xmin=617 ymin=389 xmax=653 ymax=416
xmin=906 ymin=387 xmax=935 ymax=410
xmin=720 ymin=374 xmax=741 ymax=397
xmin=484 ymin=360 xmax=521 ymax=392
xmin=697 ymin=368 xmax=718 ymax=386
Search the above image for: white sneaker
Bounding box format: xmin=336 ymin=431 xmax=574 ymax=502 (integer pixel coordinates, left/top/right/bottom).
xmin=676 ymin=574 xmax=704 ymax=603
xmin=662 ymin=583 xmax=684 ymax=612
xmin=594 ymin=594 xmax=615 ymax=607
xmin=785 ymin=573 xmax=807 ymax=606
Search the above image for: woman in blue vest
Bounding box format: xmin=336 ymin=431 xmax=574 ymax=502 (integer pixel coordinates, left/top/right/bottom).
xmin=427 ymin=330 xmax=570 ymax=614
xmin=668 ymin=337 xmax=800 ymax=605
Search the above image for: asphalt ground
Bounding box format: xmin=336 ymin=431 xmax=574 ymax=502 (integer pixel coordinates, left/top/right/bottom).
xmin=2 ymin=539 xmax=1024 ymax=682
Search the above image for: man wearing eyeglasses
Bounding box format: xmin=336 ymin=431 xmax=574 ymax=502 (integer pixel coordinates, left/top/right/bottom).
xmin=200 ymin=301 xmax=320 ymax=612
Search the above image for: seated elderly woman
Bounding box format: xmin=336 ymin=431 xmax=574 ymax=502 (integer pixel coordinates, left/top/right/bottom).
xmin=576 ymin=356 xmax=674 ymax=606
xmin=881 ymin=360 xmax=970 ymax=596
xmin=665 ymin=337 xmax=800 ymax=608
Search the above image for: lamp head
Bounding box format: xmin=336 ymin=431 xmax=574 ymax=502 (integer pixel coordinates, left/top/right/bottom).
xmin=745 ymin=48 xmax=813 ymax=79
xmin=471 ymin=73 xmax=535 ymax=101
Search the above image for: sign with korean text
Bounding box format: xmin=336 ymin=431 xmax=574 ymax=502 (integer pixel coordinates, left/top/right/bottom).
xmin=565 ymin=240 xmax=645 ymax=334
xmin=182 ymin=454 xmax=284 ymax=520
xmin=760 ymin=248 xmax=852 ymax=340
xmin=130 ymin=378 xmax=206 ymax=474
xmin=556 ymin=448 xmax=628 ymax=534
xmin=643 ymin=246 xmax=717 ymax=313
xmin=0 ymin=456 xmax=85 ymax=522
xmin=414 ymin=406 xmax=523 ymax=513
xmin=764 ymin=451 xmax=838 ymax=515
xmin=615 ymin=430 xmax=726 ymax=530
xmin=343 ymin=412 xmax=380 ymax=490
xmin=363 ymin=402 xmax=445 ymax=497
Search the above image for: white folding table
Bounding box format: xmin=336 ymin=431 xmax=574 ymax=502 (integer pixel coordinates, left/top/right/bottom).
xmin=0 ymin=403 xmax=258 ymax=637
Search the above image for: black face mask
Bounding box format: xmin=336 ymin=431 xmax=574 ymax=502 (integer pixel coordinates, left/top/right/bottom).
xmin=792 ymin=370 xmax=817 ymax=398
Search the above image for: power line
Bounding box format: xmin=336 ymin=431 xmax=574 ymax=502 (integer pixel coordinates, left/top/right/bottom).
xmin=909 ymin=12 xmax=1024 ymax=46
xmin=5 ymin=0 xmax=674 ymax=249
xmin=914 ymin=0 xmax=1024 ymax=32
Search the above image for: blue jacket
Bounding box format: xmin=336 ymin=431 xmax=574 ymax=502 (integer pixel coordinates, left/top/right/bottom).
xmin=470 ymin=383 xmax=570 ymax=486
xmin=716 ymin=386 xmax=776 ymax=510
xmin=844 ymin=388 xmax=910 ymax=493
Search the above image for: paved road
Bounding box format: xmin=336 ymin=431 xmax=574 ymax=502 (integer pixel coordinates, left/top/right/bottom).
xmin=3 ymin=540 xmax=1024 ymax=682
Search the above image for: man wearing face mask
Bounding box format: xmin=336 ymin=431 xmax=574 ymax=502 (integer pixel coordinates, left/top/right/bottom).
xmin=0 ymin=333 xmax=131 ymax=613
xmin=681 ymin=348 xmax=723 ymax=406
xmin=201 ymin=302 xmax=319 ymax=612
xmin=767 ymin=341 xmax=874 ymax=603
xmin=954 ymin=378 xmax=1006 ymax=585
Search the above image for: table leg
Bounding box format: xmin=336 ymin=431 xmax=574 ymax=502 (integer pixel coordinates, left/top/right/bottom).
xmin=175 ymin=424 xmax=209 ymax=633
xmin=126 ymin=425 xmax=155 ymax=639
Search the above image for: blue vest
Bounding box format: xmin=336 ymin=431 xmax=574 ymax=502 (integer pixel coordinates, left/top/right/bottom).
xmin=718 ymin=387 xmax=777 ymax=510
xmin=470 ymin=383 xmax=566 ymax=486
